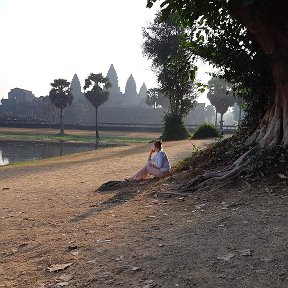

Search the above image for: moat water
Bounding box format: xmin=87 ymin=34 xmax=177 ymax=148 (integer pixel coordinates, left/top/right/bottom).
xmin=0 ymin=141 xmax=114 ymax=166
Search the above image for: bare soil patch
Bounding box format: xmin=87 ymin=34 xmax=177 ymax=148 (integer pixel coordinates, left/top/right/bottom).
xmin=0 ymin=137 xmax=287 ymax=288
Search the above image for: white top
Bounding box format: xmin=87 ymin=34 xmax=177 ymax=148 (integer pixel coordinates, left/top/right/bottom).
xmin=151 ymin=150 xmax=171 ymax=172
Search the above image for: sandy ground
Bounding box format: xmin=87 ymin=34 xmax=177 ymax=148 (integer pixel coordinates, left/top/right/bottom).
xmin=0 ymin=133 xmax=287 ymax=288
xmin=0 ymin=137 xmax=213 ymax=288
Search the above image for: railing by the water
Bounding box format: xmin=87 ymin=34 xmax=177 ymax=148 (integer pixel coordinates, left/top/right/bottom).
xmin=97 ymin=122 xmax=237 ymax=133
xmin=0 ymin=121 xmax=237 ymax=133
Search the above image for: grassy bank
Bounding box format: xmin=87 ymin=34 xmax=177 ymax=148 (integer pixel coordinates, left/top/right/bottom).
xmin=0 ymin=130 xmax=156 ymax=144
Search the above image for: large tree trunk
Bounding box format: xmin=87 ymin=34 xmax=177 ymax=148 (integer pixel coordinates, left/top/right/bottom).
xmin=230 ymin=0 xmax=288 ymax=146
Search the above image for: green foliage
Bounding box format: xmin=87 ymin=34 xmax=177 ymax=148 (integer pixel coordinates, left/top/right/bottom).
xmin=249 ymin=146 xmax=285 ymax=172
xmin=83 ymin=73 xmax=111 ymax=109
xmin=49 ymin=78 xmax=73 ymax=135
xmin=146 ymin=0 xmax=274 ymax=139
xmin=192 ymin=123 xmax=221 ymax=139
xmin=207 ymin=77 xmax=235 ymax=115
xmin=161 ymin=113 xmax=191 ymax=141
xmin=49 ymin=79 xmax=73 ymax=110
xmin=142 ymin=12 xmax=198 ymax=118
xmin=83 ymin=73 xmax=111 ymax=139
xmin=146 ymin=88 xmax=169 ymax=109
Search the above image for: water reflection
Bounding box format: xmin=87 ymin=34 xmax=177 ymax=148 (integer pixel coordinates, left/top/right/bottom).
xmin=0 ymin=151 xmax=9 ymax=165
xmin=0 ymin=140 xmax=116 ymax=166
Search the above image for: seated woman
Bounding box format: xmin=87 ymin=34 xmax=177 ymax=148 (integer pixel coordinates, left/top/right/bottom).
xmin=126 ymin=140 xmax=171 ymax=182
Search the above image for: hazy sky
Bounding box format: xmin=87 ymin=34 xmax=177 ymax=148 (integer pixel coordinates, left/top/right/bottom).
xmin=0 ymin=0 xmax=212 ymax=103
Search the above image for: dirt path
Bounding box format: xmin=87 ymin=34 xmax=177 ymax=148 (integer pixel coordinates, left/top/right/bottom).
xmin=1 ymin=137 xmax=287 ymax=288
xmin=0 ymin=138 xmax=217 ymax=288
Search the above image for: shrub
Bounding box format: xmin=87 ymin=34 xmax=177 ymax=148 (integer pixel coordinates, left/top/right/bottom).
xmin=161 ymin=113 xmax=191 ymax=141
xmin=192 ymin=123 xmax=221 ymax=139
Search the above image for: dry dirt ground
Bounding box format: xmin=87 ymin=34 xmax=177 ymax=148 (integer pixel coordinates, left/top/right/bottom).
xmin=0 ymin=133 xmax=287 ymax=288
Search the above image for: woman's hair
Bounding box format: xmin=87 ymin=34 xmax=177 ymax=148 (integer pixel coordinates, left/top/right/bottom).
xmin=154 ymin=140 xmax=163 ymax=150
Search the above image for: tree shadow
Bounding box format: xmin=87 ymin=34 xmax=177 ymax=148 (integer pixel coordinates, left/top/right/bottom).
xmin=69 ymin=178 xmax=158 ymax=223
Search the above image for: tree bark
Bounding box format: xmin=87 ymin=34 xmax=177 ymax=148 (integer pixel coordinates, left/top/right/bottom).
xmin=230 ymin=0 xmax=288 ymax=146
xmin=154 ymin=103 xmax=156 ymax=127
xmin=215 ymin=111 xmax=218 ymax=126
xmin=95 ymin=107 xmax=99 ymax=149
xmin=60 ymin=108 xmax=64 ymax=136
xmin=219 ymin=113 xmax=224 ymax=133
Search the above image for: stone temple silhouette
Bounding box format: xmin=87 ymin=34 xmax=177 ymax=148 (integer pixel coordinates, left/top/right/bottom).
xmin=0 ymin=64 xmax=213 ymax=126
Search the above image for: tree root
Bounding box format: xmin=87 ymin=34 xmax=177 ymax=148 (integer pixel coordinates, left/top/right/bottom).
xmin=180 ymin=147 xmax=257 ymax=193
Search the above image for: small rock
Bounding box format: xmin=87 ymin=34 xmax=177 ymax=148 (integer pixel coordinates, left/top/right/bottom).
xmin=217 ymin=274 xmax=226 ymax=279
xmin=57 ymin=273 xmax=74 ymax=281
xmin=56 ymin=282 xmax=69 ymax=287
xmin=239 ymin=249 xmax=253 ymax=256
xmin=67 ymin=245 xmax=78 ymax=251
xmin=217 ymin=253 xmax=235 ymax=261
xmin=47 ymin=263 xmax=73 ymax=272
xmin=96 ymin=239 xmax=111 ymax=244
xmin=143 ymin=279 xmax=156 ymax=288
xmin=131 ymin=266 xmax=141 ymax=271
xmin=256 ymin=269 xmax=265 ymax=274
xmin=261 ymin=257 xmax=272 ymax=262
xmin=100 ymin=272 xmax=113 ymax=279
xmin=195 ymin=204 xmax=206 ymax=210
xmin=70 ymin=250 xmax=79 ymax=256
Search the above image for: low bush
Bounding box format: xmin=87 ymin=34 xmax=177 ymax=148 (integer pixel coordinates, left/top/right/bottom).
xmin=192 ymin=123 xmax=221 ymax=139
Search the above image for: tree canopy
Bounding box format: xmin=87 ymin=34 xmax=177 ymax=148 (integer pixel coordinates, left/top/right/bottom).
xmin=83 ymin=73 xmax=111 ymax=140
xmin=207 ymin=77 xmax=235 ymax=127
xmin=146 ymin=0 xmax=277 ymax=144
xmin=144 ymin=0 xmax=288 ymax=193
xmin=146 ymin=88 xmax=168 ymax=110
xmin=142 ymin=11 xmax=200 ymax=140
xmin=142 ymin=12 xmax=198 ymax=118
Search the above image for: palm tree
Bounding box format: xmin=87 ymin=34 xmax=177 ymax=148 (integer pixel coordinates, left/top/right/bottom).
xmin=207 ymin=77 xmax=235 ymax=132
xmin=83 ymin=73 xmax=111 ymax=143
xmin=49 ymin=79 xmax=73 ymax=136
xmin=146 ymin=88 xmax=161 ymax=126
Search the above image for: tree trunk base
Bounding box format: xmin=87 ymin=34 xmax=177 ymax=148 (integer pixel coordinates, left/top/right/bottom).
xmin=179 ymin=147 xmax=256 ymax=193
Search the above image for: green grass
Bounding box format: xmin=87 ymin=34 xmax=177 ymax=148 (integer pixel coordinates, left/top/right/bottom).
xmin=0 ymin=131 xmax=154 ymax=144
xmin=0 ymin=159 xmax=38 ymax=170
